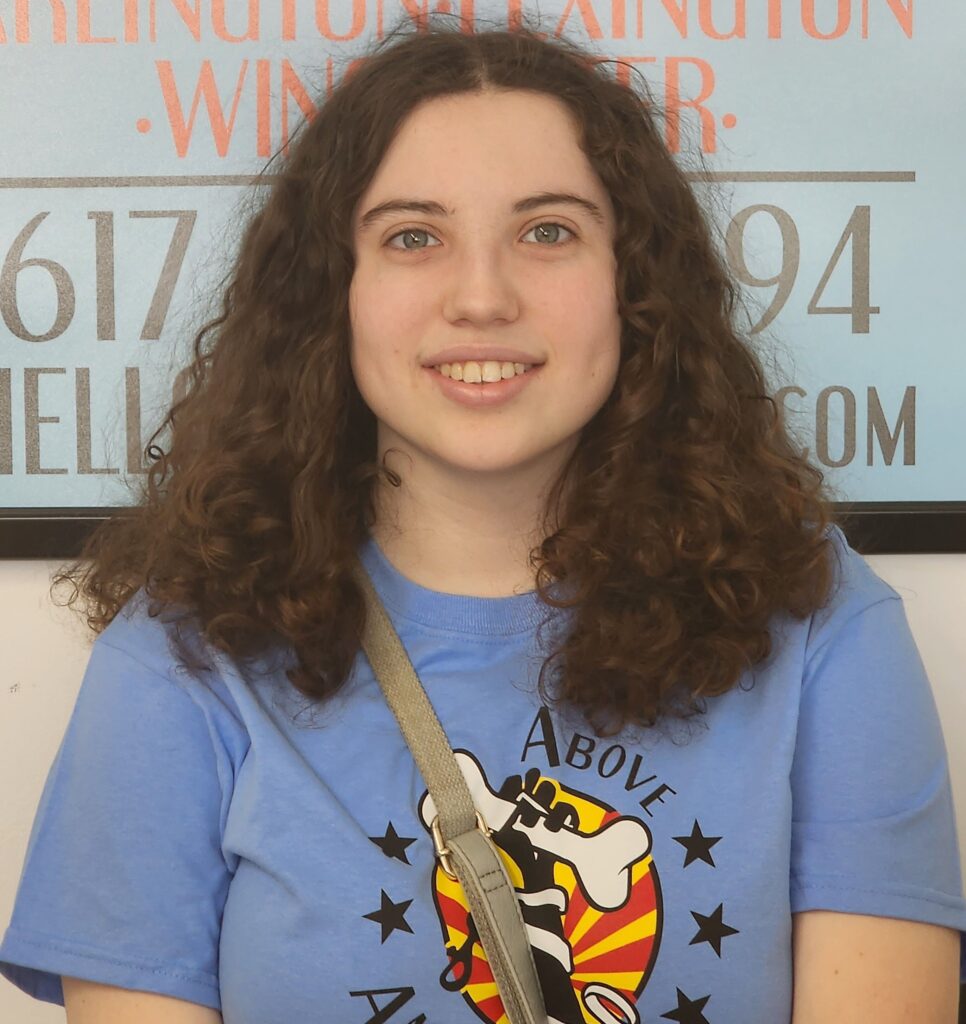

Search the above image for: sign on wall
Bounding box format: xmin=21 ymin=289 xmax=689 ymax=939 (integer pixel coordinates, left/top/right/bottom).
xmin=1 ymin=1 xmax=961 ymax=552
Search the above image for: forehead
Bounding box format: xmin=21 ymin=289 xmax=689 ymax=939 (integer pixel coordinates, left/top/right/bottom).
xmin=354 ymin=90 xmax=610 ymax=224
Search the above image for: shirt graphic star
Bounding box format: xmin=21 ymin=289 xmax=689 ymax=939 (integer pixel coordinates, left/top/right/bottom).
xmin=672 ymin=819 xmax=722 ymax=868
xmin=660 ymin=987 xmax=712 ymax=1023
xmin=688 ymin=903 xmax=740 ymax=957
xmin=363 ymin=890 xmax=415 ymax=943
xmin=369 ymin=821 xmax=418 ymax=864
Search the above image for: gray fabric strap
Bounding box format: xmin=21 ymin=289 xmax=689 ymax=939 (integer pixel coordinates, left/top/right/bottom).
xmin=352 ymin=559 xmax=547 ymax=1024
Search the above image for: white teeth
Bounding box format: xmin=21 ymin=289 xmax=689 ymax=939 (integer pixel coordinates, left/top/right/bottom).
xmin=437 ymin=360 xmax=529 ymax=382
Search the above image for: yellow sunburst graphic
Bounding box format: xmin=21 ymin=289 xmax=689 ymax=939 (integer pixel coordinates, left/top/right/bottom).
xmin=430 ymin=773 xmax=660 ymax=1024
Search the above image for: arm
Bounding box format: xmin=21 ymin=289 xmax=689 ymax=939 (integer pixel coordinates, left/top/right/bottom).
xmin=790 ymin=910 xmax=960 ymax=1024
xmin=63 ymin=976 xmax=224 ymax=1023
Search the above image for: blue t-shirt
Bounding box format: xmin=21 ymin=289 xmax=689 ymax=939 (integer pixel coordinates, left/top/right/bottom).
xmin=2 ymin=525 xmax=965 ymax=1023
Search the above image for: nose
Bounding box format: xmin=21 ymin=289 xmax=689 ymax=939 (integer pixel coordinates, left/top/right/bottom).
xmin=442 ymin=245 xmax=520 ymax=326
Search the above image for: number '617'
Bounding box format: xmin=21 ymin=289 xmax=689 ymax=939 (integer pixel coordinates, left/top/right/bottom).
xmin=1 ymin=210 xmax=196 ymax=343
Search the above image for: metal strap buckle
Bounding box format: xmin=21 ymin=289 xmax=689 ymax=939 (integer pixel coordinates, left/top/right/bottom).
xmin=430 ymin=811 xmax=491 ymax=881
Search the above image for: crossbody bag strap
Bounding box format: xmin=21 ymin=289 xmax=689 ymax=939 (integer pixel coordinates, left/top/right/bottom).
xmin=352 ymin=559 xmax=547 ymax=1024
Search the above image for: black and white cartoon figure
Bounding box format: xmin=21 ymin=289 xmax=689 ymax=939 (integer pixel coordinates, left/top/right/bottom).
xmin=418 ymin=751 xmax=659 ymax=1024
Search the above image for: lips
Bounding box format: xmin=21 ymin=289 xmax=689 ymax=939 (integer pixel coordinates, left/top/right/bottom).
xmin=424 ymin=362 xmax=543 ymax=407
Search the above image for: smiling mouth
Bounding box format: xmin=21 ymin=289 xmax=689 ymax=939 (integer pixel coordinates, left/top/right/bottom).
xmin=427 ymin=362 xmax=541 ymax=383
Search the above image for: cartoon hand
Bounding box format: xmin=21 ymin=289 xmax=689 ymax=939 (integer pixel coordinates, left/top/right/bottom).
xmin=498 ymin=767 xmax=580 ymax=831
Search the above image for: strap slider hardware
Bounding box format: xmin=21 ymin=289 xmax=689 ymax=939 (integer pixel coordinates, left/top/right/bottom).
xmin=430 ymin=812 xmax=492 ymax=881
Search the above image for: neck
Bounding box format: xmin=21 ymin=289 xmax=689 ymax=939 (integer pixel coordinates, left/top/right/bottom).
xmin=369 ymin=452 xmax=568 ymax=599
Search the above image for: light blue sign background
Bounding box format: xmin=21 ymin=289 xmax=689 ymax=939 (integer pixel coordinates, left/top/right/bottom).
xmin=0 ymin=1 xmax=960 ymax=506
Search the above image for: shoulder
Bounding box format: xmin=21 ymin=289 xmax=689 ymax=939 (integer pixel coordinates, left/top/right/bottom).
xmin=92 ymin=587 xmax=247 ymax=730
xmin=823 ymin=522 xmax=901 ymax=608
xmin=803 ymin=523 xmax=902 ymax=662
xmin=98 ymin=587 xmax=190 ymax=673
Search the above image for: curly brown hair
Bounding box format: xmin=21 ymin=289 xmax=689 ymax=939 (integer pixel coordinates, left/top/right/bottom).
xmin=51 ymin=11 xmax=842 ymax=738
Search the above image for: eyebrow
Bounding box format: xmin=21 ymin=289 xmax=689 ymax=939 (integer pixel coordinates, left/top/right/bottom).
xmin=357 ymin=191 xmax=607 ymax=232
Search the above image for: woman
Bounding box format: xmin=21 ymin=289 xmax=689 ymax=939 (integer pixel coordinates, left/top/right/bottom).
xmin=1 ymin=13 xmax=963 ymax=1024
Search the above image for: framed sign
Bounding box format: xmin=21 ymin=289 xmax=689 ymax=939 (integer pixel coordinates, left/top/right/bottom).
xmin=1 ymin=2 xmax=962 ymax=556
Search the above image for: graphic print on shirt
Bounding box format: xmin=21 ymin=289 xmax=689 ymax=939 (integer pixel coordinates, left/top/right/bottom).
xmin=417 ymin=750 xmax=660 ymax=1024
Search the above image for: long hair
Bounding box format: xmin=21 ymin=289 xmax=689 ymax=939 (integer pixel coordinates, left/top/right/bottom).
xmin=51 ymin=12 xmax=840 ymax=737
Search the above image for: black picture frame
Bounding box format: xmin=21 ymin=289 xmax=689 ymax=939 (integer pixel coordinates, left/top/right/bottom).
xmin=1 ymin=502 xmax=963 ymax=560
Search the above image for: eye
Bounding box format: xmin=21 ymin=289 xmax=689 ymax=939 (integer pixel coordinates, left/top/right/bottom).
xmin=522 ymin=222 xmax=576 ymax=246
xmin=384 ymin=221 xmax=577 ymax=253
xmin=385 ymin=228 xmax=442 ymax=252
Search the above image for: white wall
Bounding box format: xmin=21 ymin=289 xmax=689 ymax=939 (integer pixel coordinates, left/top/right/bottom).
xmin=1 ymin=555 xmax=965 ymax=1022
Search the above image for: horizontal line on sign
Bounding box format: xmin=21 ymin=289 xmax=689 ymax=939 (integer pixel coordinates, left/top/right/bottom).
xmin=698 ymin=171 xmax=916 ymax=183
xmin=0 ymin=175 xmax=270 ymax=188
xmin=0 ymin=171 xmax=917 ymax=188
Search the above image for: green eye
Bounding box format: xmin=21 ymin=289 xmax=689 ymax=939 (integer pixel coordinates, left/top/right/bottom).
xmin=386 ymin=228 xmax=439 ymax=251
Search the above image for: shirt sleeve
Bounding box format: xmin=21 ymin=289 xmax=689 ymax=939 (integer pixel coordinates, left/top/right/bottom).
xmin=0 ymin=625 xmax=237 ymax=1011
xmin=790 ymin=580 xmax=966 ymax=983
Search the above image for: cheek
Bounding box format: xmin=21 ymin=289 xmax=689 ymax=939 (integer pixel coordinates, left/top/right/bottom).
xmin=552 ymin=258 xmax=618 ymax=319
xmin=353 ymin=281 xmax=425 ymax=353
xmin=567 ymin=293 xmax=621 ymax=367
xmin=350 ymin=272 xmax=408 ymax=357
xmin=576 ymin=316 xmax=622 ymax=401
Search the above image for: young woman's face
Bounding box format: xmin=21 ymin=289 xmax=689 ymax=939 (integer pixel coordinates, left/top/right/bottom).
xmin=349 ymin=88 xmax=622 ymax=487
